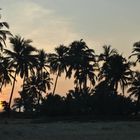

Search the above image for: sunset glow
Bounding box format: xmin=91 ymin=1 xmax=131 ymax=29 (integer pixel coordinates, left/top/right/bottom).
xmin=0 ymin=101 xmax=3 ymax=111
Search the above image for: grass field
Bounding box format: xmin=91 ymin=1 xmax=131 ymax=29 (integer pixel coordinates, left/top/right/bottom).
xmin=0 ymin=120 xmax=140 ymax=140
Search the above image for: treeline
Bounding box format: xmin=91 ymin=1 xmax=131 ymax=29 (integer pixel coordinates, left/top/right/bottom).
xmin=0 ymin=12 xmax=140 ymax=118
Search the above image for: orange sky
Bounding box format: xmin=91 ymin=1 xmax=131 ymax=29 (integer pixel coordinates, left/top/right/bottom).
xmin=0 ymin=74 xmax=74 ymax=103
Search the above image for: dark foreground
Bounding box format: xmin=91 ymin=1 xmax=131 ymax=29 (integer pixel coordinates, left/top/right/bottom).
xmin=0 ymin=120 xmax=140 ymax=140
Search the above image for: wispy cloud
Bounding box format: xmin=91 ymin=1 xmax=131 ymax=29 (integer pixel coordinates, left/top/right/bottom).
xmin=2 ymin=1 xmax=80 ymax=52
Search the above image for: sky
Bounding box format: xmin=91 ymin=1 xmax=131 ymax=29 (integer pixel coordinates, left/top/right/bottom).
xmin=0 ymin=0 xmax=140 ymax=101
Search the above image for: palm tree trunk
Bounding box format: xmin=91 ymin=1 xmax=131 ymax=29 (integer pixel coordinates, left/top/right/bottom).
xmin=52 ymin=69 xmax=59 ymax=95
xmin=0 ymin=79 xmax=4 ymax=92
xmin=84 ymin=78 xmax=87 ymax=89
xmin=8 ymin=71 xmax=17 ymax=110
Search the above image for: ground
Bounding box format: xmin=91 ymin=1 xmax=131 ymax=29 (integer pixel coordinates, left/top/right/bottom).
xmin=0 ymin=120 xmax=140 ymax=140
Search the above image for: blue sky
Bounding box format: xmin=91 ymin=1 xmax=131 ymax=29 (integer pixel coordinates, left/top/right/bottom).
xmin=0 ymin=0 xmax=140 ymax=99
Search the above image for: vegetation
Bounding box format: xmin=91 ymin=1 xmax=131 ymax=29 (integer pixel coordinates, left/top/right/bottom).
xmin=0 ymin=12 xmax=140 ymax=120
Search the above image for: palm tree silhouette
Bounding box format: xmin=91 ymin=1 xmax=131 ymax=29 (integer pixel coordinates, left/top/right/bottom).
xmin=99 ymin=54 xmax=133 ymax=95
xmin=37 ymin=49 xmax=49 ymax=73
xmin=128 ymin=72 xmax=140 ymax=115
xmin=19 ymin=89 xmax=35 ymax=113
xmin=0 ymin=16 xmax=12 ymax=50
xmin=99 ymin=45 xmax=118 ymax=61
xmin=21 ymin=71 xmax=52 ymax=110
xmin=12 ymin=97 xmax=23 ymax=112
xmin=129 ymin=41 xmax=140 ymax=63
xmin=74 ymin=63 xmax=96 ymax=90
xmin=67 ymin=40 xmax=96 ymax=90
xmin=0 ymin=56 xmax=14 ymax=91
xmin=4 ymin=35 xmax=37 ymax=109
xmin=47 ymin=45 xmax=69 ymax=95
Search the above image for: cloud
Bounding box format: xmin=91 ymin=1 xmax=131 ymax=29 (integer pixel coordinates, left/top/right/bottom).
xmin=1 ymin=0 xmax=80 ymax=52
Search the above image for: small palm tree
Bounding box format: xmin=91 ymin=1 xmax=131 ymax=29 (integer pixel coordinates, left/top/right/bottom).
xmin=12 ymin=98 xmax=23 ymax=112
xmin=47 ymin=45 xmax=69 ymax=95
xmin=22 ymin=72 xmax=52 ymax=109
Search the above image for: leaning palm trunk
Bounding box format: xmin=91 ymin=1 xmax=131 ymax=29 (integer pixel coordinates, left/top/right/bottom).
xmin=0 ymin=78 xmax=4 ymax=92
xmin=8 ymin=71 xmax=17 ymax=110
xmin=52 ymin=69 xmax=60 ymax=95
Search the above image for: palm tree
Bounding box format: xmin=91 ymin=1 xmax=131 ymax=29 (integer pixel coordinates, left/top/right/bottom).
xmin=67 ymin=39 xmax=96 ymax=90
xmin=74 ymin=63 xmax=96 ymax=89
xmin=4 ymin=35 xmax=37 ymax=109
xmin=47 ymin=45 xmax=69 ymax=95
xmin=99 ymin=45 xmax=117 ymax=61
xmin=37 ymin=49 xmax=49 ymax=73
xmin=129 ymin=41 xmax=140 ymax=63
xmin=19 ymin=89 xmax=35 ymax=113
xmin=22 ymin=71 xmax=52 ymax=109
xmin=0 ymin=11 xmax=12 ymax=50
xmin=12 ymin=97 xmax=23 ymax=112
xmin=0 ymin=56 xmax=14 ymax=91
xmin=99 ymin=54 xmax=133 ymax=95
xmin=128 ymin=72 xmax=140 ymax=115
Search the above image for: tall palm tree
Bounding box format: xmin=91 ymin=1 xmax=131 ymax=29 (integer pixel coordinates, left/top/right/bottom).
xmin=128 ymin=72 xmax=140 ymax=115
xmin=47 ymin=45 xmax=69 ymax=95
xmin=99 ymin=54 xmax=133 ymax=95
xmin=0 ymin=11 xmax=12 ymax=50
xmin=4 ymin=35 xmax=37 ymax=109
xmin=67 ymin=39 xmax=96 ymax=90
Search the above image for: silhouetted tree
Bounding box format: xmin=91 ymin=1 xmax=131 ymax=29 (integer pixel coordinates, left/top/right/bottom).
xmin=93 ymin=80 xmax=134 ymax=115
xmin=37 ymin=49 xmax=49 ymax=74
xmin=4 ymin=35 xmax=37 ymax=109
xmin=128 ymin=72 xmax=140 ymax=115
xmin=99 ymin=45 xmax=117 ymax=61
xmin=48 ymin=45 xmax=69 ymax=95
xmin=0 ymin=10 xmax=12 ymax=50
xmin=0 ymin=56 xmax=14 ymax=91
xmin=65 ymin=87 xmax=93 ymax=115
xmin=1 ymin=101 xmax=9 ymax=112
xmin=12 ymin=97 xmax=23 ymax=112
xmin=17 ymin=71 xmax=52 ymax=112
xmin=40 ymin=93 xmax=65 ymax=116
xmin=99 ymin=54 xmax=133 ymax=95
xmin=67 ymin=39 xmax=96 ymax=90
xmin=129 ymin=41 xmax=140 ymax=63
